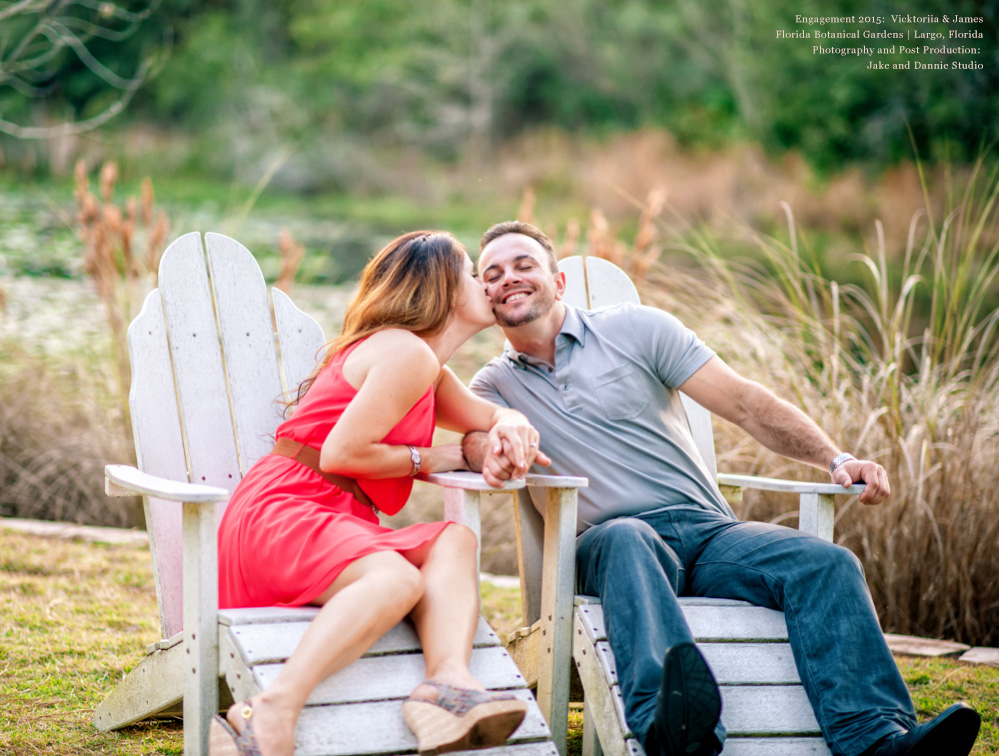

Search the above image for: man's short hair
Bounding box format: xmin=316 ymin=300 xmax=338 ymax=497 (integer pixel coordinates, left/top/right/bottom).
xmin=479 ymin=221 xmax=559 ymax=275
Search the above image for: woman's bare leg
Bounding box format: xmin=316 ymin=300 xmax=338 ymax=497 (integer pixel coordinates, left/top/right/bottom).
xmin=224 ymin=551 xmax=424 ymax=756
xmin=404 ymin=523 xmax=484 ymax=697
xmin=400 ymin=524 xmax=527 ymax=754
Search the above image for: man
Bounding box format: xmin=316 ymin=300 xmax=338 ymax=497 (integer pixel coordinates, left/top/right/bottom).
xmin=462 ymin=221 xmax=981 ymax=756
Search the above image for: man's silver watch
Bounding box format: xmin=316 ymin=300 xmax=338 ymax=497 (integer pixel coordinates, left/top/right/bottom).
xmin=407 ymin=445 xmax=422 ymax=477
xmin=829 ymin=452 xmax=856 ymax=474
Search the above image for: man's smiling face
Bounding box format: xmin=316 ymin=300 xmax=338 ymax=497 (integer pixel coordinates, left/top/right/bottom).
xmin=477 ymin=233 xmax=564 ymax=328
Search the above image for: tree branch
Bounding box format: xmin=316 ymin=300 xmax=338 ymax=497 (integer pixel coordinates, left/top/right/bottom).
xmin=0 ymin=57 xmax=148 ymax=138
xmin=44 ymin=21 xmax=141 ymax=89
xmin=0 ymin=0 xmax=160 ymax=138
xmin=0 ymin=0 xmax=46 ymax=24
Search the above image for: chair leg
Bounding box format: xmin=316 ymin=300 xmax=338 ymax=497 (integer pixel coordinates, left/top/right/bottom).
xmin=94 ymin=637 xmax=234 ymax=732
xmin=93 ymin=641 xmax=186 ymax=730
xmin=583 ymin=698 xmax=604 ymax=756
xmin=537 ymin=487 xmax=578 ymax=755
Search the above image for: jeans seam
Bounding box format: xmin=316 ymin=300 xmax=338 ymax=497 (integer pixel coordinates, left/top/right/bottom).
xmin=693 ymin=558 xmax=849 ymax=756
xmin=662 ymin=510 xmax=688 ymax=566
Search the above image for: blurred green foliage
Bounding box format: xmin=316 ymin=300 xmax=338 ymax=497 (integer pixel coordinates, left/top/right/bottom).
xmin=0 ymin=0 xmax=194 ymax=133
xmin=2 ymin=0 xmax=996 ymax=178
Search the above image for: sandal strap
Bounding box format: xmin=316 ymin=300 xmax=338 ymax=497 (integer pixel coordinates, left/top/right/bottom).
xmin=407 ymin=681 xmax=517 ymax=717
xmin=233 ymin=700 xmax=265 ymax=756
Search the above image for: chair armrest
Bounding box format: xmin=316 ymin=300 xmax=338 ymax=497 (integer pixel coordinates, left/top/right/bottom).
xmin=525 ymin=473 xmax=588 ymax=488
xmin=105 ymin=464 xmax=224 ymax=753
xmin=424 ymin=470 xmax=588 ymax=490
xmin=105 ymin=464 xmax=230 ymax=502
xmin=717 ymin=473 xmax=865 ymax=497
xmin=423 ymin=470 xmax=525 ymax=491
xmin=717 ymin=473 xmax=863 ymax=542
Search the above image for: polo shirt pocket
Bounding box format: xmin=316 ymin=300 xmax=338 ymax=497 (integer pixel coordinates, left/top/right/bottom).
xmin=592 ymin=363 xmax=649 ymax=420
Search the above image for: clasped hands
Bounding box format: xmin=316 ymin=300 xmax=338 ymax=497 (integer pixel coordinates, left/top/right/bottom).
xmin=481 ymin=418 xmax=551 ymax=487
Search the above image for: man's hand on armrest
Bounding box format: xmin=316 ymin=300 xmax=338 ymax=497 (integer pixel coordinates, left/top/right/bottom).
xmin=831 ymin=457 xmax=890 ymax=505
xmin=462 ymin=430 xmax=551 ymax=488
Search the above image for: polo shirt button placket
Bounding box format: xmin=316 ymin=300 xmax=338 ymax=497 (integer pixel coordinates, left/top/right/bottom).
xmin=560 ymin=380 xmax=581 ymax=411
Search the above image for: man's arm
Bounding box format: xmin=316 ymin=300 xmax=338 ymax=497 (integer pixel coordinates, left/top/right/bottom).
xmin=462 ymin=431 xmax=494 ymax=481
xmin=679 ymin=356 xmax=890 ymax=505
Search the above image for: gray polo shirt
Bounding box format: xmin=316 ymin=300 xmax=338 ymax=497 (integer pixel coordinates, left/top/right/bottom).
xmin=469 ymin=303 xmax=736 ymax=533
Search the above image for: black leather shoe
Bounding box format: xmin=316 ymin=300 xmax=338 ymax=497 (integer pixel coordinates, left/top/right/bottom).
xmin=642 ymin=642 xmax=721 ymax=756
xmin=861 ymin=703 xmax=981 ymax=756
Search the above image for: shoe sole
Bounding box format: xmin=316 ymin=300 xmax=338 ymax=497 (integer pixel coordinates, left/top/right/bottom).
xmin=209 ymin=716 xmax=241 ymax=756
xmin=402 ymin=697 xmax=529 ymax=754
xmin=660 ymin=642 xmax=721 ymax=756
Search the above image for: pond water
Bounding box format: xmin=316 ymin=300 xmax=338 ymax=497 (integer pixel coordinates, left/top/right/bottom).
xmin=0 ymin=183 xmax=395 ymax=285
xmin=0 ymin=184 xmax=372 ymax=355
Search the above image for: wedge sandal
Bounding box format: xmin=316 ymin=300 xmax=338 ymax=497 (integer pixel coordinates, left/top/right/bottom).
xmin=402 ymin=681 xmax=528 ymax=755
xmin=209 ymin=700 xmax=265 ymax=756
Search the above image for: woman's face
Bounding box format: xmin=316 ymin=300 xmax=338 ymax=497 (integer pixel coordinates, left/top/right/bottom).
xmin=454 ymin=252 xmax=496 ymax=328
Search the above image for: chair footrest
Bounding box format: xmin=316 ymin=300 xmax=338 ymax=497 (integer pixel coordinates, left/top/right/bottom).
xmin=571 ymin=602 xmax=832 ymax=756
xmin=218 ymin=611 xmax=552 ymax=756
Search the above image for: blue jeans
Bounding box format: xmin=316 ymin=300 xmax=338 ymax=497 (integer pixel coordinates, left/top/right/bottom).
xmin=575 ymin=505 xmax=917 ymax=756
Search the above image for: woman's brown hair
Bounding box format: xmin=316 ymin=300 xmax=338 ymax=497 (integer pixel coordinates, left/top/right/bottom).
xmin=289 ymin=230 xmax=466 ymax=409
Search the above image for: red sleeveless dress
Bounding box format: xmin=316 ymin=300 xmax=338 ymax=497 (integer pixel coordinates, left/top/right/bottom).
xmin=218 ymin=339 xmax=452 ymax=608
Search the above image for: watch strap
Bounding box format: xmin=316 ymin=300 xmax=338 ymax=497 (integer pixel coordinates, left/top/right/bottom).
xmin=829 ymin=452 xmax=856 ymax=474
xmin=407 ymin=445 xmax=422 ymax=477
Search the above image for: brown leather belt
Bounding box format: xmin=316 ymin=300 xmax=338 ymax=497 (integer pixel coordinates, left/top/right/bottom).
xmin=271 ymin=437 xmax=377 ymax=512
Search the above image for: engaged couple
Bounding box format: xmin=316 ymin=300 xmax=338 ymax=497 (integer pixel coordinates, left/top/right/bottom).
xmin=212 ymin=222 xmax=981 ymax=756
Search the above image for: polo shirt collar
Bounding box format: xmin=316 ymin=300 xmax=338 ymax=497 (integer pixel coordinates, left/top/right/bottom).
xmin=559 ymin=304 xmax=586 ymax=344
xmin=502 ymin=304 xmax=587 ymax=368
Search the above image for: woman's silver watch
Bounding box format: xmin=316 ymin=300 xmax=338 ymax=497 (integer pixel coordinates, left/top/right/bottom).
xmin=407 ymin=445 xmax=422 ymax=477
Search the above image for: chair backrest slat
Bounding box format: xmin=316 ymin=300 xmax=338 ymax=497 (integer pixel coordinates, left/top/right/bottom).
xmin=679 ymin=394 xmax=717 ymax=479
xmin=557 ymin=256 xmax=588 ymax=310
xmin=583 ymin=257 xmax=641 ymax=309
xmin=129 ymin=232 xmax=326 ymax=639
xmin=127 ymin=287 xmax=189 ymax=637
xmin=157 ymin=233 xmax=243 ymax=492
xmin=272 ymin=287 xmax=326 ymax=402
xmin=204 ymin=233 xmax=286 ymax=473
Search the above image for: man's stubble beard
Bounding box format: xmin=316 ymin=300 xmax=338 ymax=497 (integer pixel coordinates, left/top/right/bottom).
xmin=493 ymin=287 xmax=556 ymax=328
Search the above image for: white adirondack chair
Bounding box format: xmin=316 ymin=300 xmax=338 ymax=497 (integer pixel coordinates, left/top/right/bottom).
xmin=507 ymin=256 xmax=867 ymax=756
xmin=93 ymin=232 xmax=586 ymax=756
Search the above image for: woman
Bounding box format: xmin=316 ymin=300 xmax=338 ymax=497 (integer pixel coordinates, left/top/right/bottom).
xmin=212 ymin=231 xmax=547 ymax=756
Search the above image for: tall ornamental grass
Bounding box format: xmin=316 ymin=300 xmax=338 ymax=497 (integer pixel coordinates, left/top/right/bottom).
xmin=75 ymin=160 xmax=170 ymax=423
xmin=0 ymin=340 xmax=138 ymax=526
xmin=0 ymin=160 xmax=175 ymax=528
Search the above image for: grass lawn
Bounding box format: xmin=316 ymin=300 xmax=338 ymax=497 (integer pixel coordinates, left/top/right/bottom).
xmin=1 ymin=526 xmax=996 ymax=755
